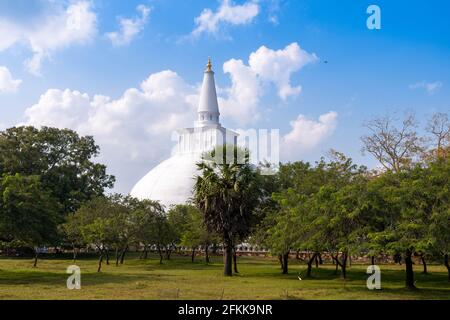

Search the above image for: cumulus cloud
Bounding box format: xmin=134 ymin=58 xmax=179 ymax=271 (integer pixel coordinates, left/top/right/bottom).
xmin=23 ymin=70 xmax=198 ymax=193
xmin=281 ymin=111 xmax=338 ymax=160
xmin=0 ymin=1 xmax=97 ymax=75
xmin=106 ymin=5 xmax=151 ymax=46
xmin=220 ymin=58 xmax=262 ymax=124
xmin=249 ymin=43 xmax=319 ymax=99
xmin=0 ymin=66 xmax=22 ymax=94
xmin=220 ymin=42 xmax=318 ymax=124
xmin=409 ymin=81 xmax=443 ymax=95
xmin=191 ymin=0 xmax=259 ymax=37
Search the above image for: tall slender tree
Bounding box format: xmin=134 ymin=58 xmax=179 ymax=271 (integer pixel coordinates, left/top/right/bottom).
xmin=193 ymin=145 xmax=261 ymax=276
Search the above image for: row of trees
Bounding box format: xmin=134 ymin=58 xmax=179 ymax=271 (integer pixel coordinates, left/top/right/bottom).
xmin=254 ymin=113 xmax=450 ymax=289
xmin=1 ymin=112 xmax=449 ymax=290
xmin=64 ymin=197 xmax=218 ymax=272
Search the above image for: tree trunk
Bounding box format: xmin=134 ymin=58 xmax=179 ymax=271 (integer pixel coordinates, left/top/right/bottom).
xmin=444 ymin=254 xmax=450 ymax=282
xmin=144 ymin=246 xmax=148 ymax=259
xmin=72 ymin=244 xmax=77 ymax=263
xmin=205 ymin=244 xmax=210 ymax=263
xmin=223 ymin=241 xmax=233 ymax=276
xmin=105 ymin=249 xmax=110 ymax=265
xmin=278 ymin=255 xmax=284 ymax=270
xmin=120 ymin=246 xmax=128 ymax=264
xmin=282 ymin=252 xmax=289 ymax=274
xmin=404 ymin=250 xmax=416 ymax=289
xmin=341 ymin=252 xmax=348 ymax=279
xmin=97 ymin=251 xmax=103 ymax=273
xmin=420 ymin=254 xmax=428 ymax=274
xmin=318 ymin=253 xmax=323 ymax=265
xmin=315 ymin=254 xmax=319 ymax=268
xmin=115 ymin=248 xmax=120 ymax=266
xmin=233 ymin=247 xmax=239 ymax=274
xmin=394 ymin=253 xmax=402 ymax=265
xmin=158 ymin=245 xmax=163 ymax=264
xmin=371 ymin=255 xmax=375 ymax=266
xmin=191 ymin=248 xmax=196 ymax=262
xmin=33 ymin=250 xmax=39 ymax=268
xmin=307 ymin=253 xmax=317 ymax=277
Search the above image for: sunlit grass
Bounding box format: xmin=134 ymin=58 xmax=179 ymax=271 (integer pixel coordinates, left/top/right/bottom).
xmin=0 ymin=253 xmax=449 ymax=300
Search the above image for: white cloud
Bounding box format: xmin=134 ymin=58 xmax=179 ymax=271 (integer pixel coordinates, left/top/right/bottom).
xmin=409 ymin=81 xmax=443 ymax=95
xmin=0 ymin=1 xmax=97 ymax=75
xmin=249 ymin=43 xmax=319 ymax=99
xmin=192 ymin=0 xmax=259 ymax=37
xmin=106 ymin=5 xmax=151 ymax=47
xmin=221 ymin=58 xmax=262 ymax=124
xmin=22 ymin=70 xmax=198 ymax=193
xmin=0 ymin=66 xmax=22 ymax=94
xmin=220 ymin=42 xmax=318 ymax=124
xmin=281 ymin=111 xmax=338 ymax=160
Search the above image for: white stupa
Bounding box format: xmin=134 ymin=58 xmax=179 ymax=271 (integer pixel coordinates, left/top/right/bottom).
xmin=130 ymin=59 xmax=238 ymax=209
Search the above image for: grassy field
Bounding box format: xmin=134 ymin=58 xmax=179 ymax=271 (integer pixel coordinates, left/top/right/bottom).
xmin=0 ymin=253 xmax=449 ymax=300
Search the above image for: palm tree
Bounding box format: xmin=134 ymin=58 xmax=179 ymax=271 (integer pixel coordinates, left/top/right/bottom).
xmin=193 ymin=145 xmax=261 ymax=276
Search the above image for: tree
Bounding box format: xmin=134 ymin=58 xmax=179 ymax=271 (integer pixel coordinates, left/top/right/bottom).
xmin=366 ymin=165 xmax=438 ymax=289
xmin=427 ymin=159 xmax=450 ymax=281
xmin=0 ymin=174 xmax=61 ymax=267
xmin=61 ymin=212 xmax=85 ymax=262
xmin=258 ymin=161 xmax=325 ymax=275
xmin=167 ymin=205 xmax=191 ymax=254
xmin=193 ymin=145 xmax=261 ymax=276
xmin=171 ymin=205 xmax=219 ymax=263
xmin=308 ymin=153 xmax=369 ymax=279
xmin=362 ymin=113 xmax=423 ymax=172
xmin=149 ymin=211 xmax=173 ymax=264
xmin=132 ymin=199 xmax=165 ymax=260
xmin=71 ymin=196 xmax=124 ymax=272
xmin=180 ymin=207 xmax=203 ymax=262
xmin=426 ymin=112 xmax=450 ymax=160
xmin=0 ymin=126 xmax=115 ymax=214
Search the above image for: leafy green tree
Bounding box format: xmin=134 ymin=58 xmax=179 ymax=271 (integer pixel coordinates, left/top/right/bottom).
xmin=171 ymin=205 xmax=219 ymax=263
xmin=0 ymin=126 xmax=115 ymax=214
xmin=130 ymin=199 xmax=165 ymax=260
xmin=167 ymin=204 xmax=191 ymax=254
xmin=426 ymin=159 xmax=450 ymax=281
xmin=300 ymin=153 xmax=368 ymax=279
xmin=194 ymin=145 xmax=261 ymax=276
xmin=367 ymin=166 xmax=437 ymax=289
xmin=61 ymin=212 xmax=85 ymax=262
xmin=0 ymin=174 xmax=61 ymax=267
xmin=71 ymin=196 xmax=124 ymax=272
xmin=149 ymin=211 xmax=174 ymax=264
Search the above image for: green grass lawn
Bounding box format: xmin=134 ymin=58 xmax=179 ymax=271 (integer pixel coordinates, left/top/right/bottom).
xmin=0 ymin=253 xmax=449 ymax=300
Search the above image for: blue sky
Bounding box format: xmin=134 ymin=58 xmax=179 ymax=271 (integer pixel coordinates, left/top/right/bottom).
xmin=0 ymin=0 xmax=449 ymax=193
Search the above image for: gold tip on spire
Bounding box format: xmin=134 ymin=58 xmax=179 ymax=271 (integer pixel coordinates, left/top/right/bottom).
xmin=206 ymin=57 xmax=212 ymax=72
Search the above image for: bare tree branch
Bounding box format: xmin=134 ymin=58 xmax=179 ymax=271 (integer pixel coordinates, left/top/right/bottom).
xmin=361 ymin=113 xmax=424 ymax=172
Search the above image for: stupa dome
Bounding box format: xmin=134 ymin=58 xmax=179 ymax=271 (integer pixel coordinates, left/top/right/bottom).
xmin=130 ymin=153 xmax=202 ymax=208
xmin=130 ymin=59 xmax=238 ymax=209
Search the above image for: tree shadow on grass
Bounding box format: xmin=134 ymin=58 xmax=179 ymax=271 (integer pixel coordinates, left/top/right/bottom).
xmin=0 ymin=269 xmax=177 ymax=287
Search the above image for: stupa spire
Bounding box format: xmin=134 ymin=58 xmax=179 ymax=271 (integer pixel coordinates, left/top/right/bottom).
xmin=206 ymin=57 xmax=212 ymax=72
xmin=196 ymin=58 xmax=220 ymax=127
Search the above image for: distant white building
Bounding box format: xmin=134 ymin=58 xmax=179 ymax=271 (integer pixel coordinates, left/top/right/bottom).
xmin=130 ymin=59 xmax=238 ymax=208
